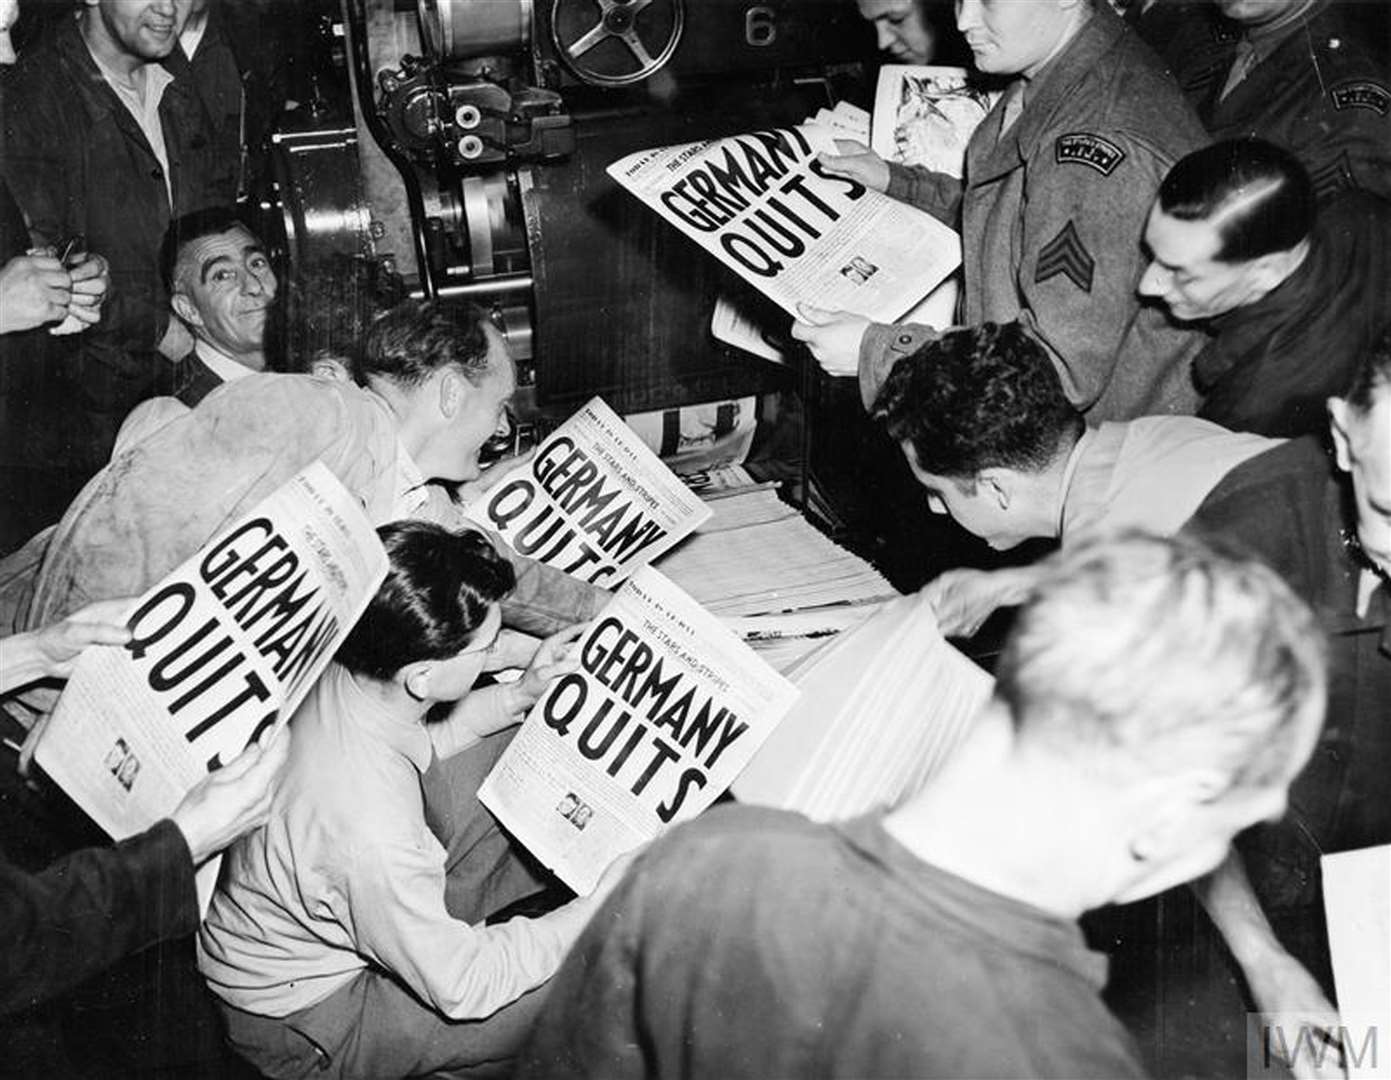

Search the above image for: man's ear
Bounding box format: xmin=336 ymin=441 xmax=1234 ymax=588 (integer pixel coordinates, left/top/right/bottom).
xmin=401 ymin=661 xmax=433 ymax=703
xmin=171 ymin=291 xmax=203 ymax=329
xmin=438 ymin=367 xmax=464 ymax=419
xmin=1327 ymin=396 xmax=1353 ymax=473
xmin=978 ymin=468 xmax=1012 ymax=510
xmin=1126 ymin=768 xmax=1227 ymax=865
xmin=1248 ymin=248 xmax=1302 ymax=296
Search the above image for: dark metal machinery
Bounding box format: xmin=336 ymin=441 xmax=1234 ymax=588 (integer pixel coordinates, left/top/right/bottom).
xmin=269 ymin=0 xmax=871 ymax=415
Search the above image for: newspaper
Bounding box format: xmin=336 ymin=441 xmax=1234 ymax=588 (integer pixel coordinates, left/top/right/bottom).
xmin=871 ymin=65 xmax=997 ymax=178
xmin=1321 ymin=845 xmax=1391 ymax=1079
xmin=478 ymin=566 xmax=800 ymax=893
xmin=622 ymin=396 xmax=758 ymax=474
xmin=463 ymin=397 xmax=711 ymax=585
xmin=35 ymin=463 xmax=387 ymax=842
xmin=607 ymin=123 xmax=961 ymax=324
xmin=811 ymin=101 xmax=871 ymax=144
xmin=733 ymin=590 xmax=990 ymax=819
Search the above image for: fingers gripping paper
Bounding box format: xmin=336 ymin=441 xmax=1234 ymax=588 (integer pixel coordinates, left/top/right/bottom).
xmin=478 ymin=567 xmax=799 ymax=894
xmin=36 ymin=464 xmax=387 ymax=842
xmin=607 ymin=124 xmax=961 ymax=324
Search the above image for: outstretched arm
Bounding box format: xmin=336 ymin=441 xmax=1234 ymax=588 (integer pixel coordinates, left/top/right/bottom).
xmin=1193 ymin=850 xmax=1346 ymax=1080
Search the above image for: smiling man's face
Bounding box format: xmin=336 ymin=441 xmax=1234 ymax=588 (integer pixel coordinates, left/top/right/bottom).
xmin=171 ymin=225 xmax=278 ymax=363
xmin=90 ymin=0 xmax=191 ymax=62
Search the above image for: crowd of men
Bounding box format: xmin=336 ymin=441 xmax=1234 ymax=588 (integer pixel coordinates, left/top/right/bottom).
xmin=1 ymin=0 xmax=1389 ymax=1078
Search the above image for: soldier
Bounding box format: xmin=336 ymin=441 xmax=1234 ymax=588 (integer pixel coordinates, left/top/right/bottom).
xmin=1162 ymin=0 xmax=1391 ymax=203
xmin=794 ymin=0 xmax=1206 ymax=422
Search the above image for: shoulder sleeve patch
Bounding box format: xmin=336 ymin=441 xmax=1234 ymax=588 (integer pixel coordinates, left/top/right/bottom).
xmin=1330 ymin=80 xmax=1390 ymax=116
xmin=1054 ymin=133 xmax=1126 ymax=176
xmin=1035 ymin=220 xmax=1095 ymax=294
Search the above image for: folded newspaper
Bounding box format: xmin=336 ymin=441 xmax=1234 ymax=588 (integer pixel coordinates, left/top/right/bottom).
xmin=36 ymin=463 xmax=387 ymax=841
xmin=464 ymin=397 xmax=710 ymax=585
xmin=478 ymin=566 xmax=799 ymax=894
xmin=607 ymin=123 xmax=961 ymax=324
xmin=870 ymin=65 xmax=997 ymax=178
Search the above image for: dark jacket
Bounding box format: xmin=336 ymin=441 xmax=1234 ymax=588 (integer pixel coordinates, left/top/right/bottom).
xmin=1164 ymin=0 xmax=1391 ymax=203
xmin=861 ymin=4 xmax=1206 ymax=420
xmin=0 ymin=17 xmax=233 ymax=425
xmin=1188 ymin=438 xmax=1391 ymax=902
xmin=165 ymin=350 xmax=225 ymax=408
xmin=0 ymin=818 xmax=198 ymax=1016
xmin=1195 ymin=192 xmax=1391 ymax=437
xmin=163 ymin=1 xmax=288 ymax=203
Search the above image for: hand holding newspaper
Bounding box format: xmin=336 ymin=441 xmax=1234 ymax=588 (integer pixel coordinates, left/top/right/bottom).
xmin=464 ymin=397 xmax=711 ymax=584
xmin=36 ymin=463 xmax=387 ymax=843
xmin=607 ymin=123 xmax=961 ymax=324
xmin=478 ymin=567 xmax=800 ymax=894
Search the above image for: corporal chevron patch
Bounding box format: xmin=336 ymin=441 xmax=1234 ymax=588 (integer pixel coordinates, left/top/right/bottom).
xmin=1035 ymin=221 xmax=1094 ymax=293
xmin=1330 ymin=80 xmax=1390 ymax=116
xmin=1055 ymin=133 xmax=1125 ymax=176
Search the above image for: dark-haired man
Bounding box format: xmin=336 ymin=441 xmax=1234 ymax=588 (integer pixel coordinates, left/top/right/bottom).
xmin=160 ymin=207 xmax=277 ymax=405
xmin=518 ymin=531 xmax=1326 ymax=1080
xmin=1161 ymin=0 xmax=1391 ymax=203
xmin=1139 ymin=138 xmax=1391 ymax=435
xmin=795 ymin=0 xmax=1206 ymax=422
xmin=856 ymin=0 xmax=938 ymax=63
xmin=862 ymin=322 xmax=1275 ymax=633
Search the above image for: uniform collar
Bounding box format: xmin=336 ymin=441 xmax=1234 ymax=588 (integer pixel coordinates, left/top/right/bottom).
xmin=1241 ymin=0 xmax=1321 ymax=60
xmin=970 ymin=4 xmax=1124 ymax=184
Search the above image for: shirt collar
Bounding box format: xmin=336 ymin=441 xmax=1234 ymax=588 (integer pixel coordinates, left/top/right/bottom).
xmin=1356 ymin=569 xmax=1381 ymax=620
xmin=88 ymin=46 xmax=172 ymax=106
xmin=337 ymin=666 xmax=434 ymax=772
xmin=1054 ymin=429 xmax=1095 ymax=537
xmin=393 ymin=439 xmax=430 ymax=520
xmin=194 ymin=338 xmax=258 ymax=383
xmin=1243 ymin=0 xmax=1320 ymax=61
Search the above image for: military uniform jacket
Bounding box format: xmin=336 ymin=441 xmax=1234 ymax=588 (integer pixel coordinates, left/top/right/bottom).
xmin=1164 ymin=1 xmax=1391 ymax=203
xmin=860 ymin=5 xmax=1205 ymax=421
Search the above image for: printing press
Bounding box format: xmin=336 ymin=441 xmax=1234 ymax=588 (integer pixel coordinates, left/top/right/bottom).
xmin=266 ymin=0 xmax=975 ymax=589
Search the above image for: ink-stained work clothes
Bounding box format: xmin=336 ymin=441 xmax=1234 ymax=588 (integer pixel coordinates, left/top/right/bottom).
xmin=0 ymin=819 xmax=197 ymax=1017
xmin=858 ymin=4 xmax=1206 ymax=421
xmin=518 ymin=806 xmax=1147 ymax=1080
xmin=1162 ymin=0 xmax=1391 ymax=203
xmin=0 ymin=17 xmax=233 ymax=462
xmin=1194 ymin=192 xmax=1391 ymax=437
xmin=24 ymin=374 xmax=606 ymax=639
